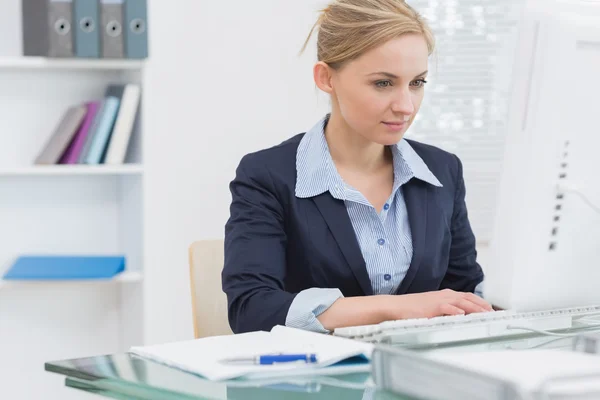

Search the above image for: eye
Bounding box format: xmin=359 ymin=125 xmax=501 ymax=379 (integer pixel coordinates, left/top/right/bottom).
xmin=375 ymin=80 xmax=393 ymax=88
xmin=410 ymin=79 xmax=428 ymax=88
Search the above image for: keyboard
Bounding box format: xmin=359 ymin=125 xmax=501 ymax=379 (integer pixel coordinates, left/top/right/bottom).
xmin=333 ymin=305 xmax=600 ymax=344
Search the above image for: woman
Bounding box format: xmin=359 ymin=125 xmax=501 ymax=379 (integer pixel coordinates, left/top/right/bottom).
xmin=222 ymin=0 xmax=492 ymax=334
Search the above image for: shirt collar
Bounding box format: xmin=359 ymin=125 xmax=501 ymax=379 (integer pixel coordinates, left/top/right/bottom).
xmin=394 ymin=139 xmax=443 ymax=188
xmin=295 ymin=115 xmax=442 ymax=199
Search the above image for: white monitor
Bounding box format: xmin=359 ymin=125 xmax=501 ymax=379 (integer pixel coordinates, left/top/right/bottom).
xmin=485 ymin=0 xmax=600 ymax=311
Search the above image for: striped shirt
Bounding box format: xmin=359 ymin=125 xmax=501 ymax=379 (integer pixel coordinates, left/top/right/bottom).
xmin=285 ymin=115 xmax=444 ymax=333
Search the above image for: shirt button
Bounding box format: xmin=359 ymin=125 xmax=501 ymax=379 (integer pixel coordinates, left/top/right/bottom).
xmin=383 ymin=203 xmax=390 ymax=211
xmin=377 ymin=238 xmax=385 ymax=246
xmin=384 ymin=274 xmax=392 ymax=281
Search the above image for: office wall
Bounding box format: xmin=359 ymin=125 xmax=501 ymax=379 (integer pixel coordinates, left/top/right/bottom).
xmin=142 ymin=0 xmax=331 ymax=344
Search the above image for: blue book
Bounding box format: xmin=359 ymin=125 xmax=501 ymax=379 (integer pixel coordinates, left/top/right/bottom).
xmin=2 ymin=256 xmax=125 ymax=280
xmin=77 ymin=98 xmax=107 ymax=163
xmin=83 ymin=96 xmax=121 ymax=164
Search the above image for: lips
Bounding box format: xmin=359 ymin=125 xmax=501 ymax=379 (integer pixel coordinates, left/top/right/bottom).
xmin=382 ymin=121 xmax=407 ymax=131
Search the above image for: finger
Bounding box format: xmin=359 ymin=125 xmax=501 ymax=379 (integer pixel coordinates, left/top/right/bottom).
xmin=462 ymin=292 xmax=494 ymax=311
xmin=439 ymin=303 xmax=466 ymax=316
xmin=453 ymin=298 xmax=487 ymax=314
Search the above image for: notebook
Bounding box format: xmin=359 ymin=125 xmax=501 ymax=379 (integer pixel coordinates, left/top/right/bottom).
xmin=130 ymin=325 xmax=373 ymax=381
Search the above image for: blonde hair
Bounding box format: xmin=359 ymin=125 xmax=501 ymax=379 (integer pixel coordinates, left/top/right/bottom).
xmin=301 ymin=0 xmax=435 ymax=69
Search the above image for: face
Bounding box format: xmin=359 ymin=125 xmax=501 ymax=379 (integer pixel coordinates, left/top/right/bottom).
xmin=315 ymin=34 xmax=430 ymax=146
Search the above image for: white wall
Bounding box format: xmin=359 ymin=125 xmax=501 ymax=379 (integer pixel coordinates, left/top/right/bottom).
xmin=142 ymin=0 xmax=492 ymax=345
xmin=142 ymin=0 xmax=330 ymax=344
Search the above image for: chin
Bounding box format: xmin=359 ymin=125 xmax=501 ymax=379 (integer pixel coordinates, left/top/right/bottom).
xmin=374 ymin=132 xmax=406 ymax=146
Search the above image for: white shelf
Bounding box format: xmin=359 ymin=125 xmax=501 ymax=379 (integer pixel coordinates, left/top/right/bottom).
xmin=0 ymin=270 xmax=143 ymax=288
xmin=0 ymin=56 xmax=145 ymax=71
xmin=0 ymin=164 xmax=144 ymax=177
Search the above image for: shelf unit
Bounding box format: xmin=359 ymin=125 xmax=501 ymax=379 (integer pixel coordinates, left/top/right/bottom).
xmin=0 ymin=164 xmax=144 ymax=176
xmin=0 ymin=56 xmax=145 ymax=71
xmin=0 ymin=270 xmax=143 ymax=288
xmin=0 ymin=56 xmax=146 ymax=400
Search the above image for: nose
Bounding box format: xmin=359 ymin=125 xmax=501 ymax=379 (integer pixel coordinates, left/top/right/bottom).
xmin=391 ymin=88 xmax=415 ymax=116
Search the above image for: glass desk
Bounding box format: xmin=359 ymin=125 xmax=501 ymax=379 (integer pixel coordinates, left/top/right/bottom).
xmin=46 ymin=326 xmax=600 ymax=400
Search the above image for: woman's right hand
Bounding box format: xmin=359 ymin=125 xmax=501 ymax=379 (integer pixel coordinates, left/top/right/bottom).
xmin=388 ymin=289 xmax=494 ymax=320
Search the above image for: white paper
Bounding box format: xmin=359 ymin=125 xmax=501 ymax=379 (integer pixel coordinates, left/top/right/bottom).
xmin=428 ymin=349 xmax=600 ymax=395
xmin=130 ymin=326 xmax=373 ymax=381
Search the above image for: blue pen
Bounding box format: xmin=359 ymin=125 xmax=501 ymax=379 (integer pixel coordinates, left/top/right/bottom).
xmin=221 ymin=353 xmax=318 ymax=365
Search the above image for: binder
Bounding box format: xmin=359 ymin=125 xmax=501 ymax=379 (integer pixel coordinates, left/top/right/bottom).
xmin=34 ymin=105 xmax=87 ymax=165
xmin=22 ymin=0 xmax=75 ymax=57
xmin=371 ymin=345 xmax=600 ymax=400
xmin=73 ymin=0 xmax=100 ymax=58
xmin=124 ymin=0 xmax=148 ymax=59
xmin=103 ymin=84 xmax=141 ymax=164
xmin=100 ymin=0 xmax=125 ymax=58
xmin=2 ymin=256 xmax=125 ymax=280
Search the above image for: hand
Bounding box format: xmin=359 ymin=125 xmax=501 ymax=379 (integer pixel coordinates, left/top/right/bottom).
xmin=390 ymin=289 xmax=494 ymax=320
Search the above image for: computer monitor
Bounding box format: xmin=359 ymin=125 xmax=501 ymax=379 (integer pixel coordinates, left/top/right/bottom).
xmin=485 ymin=0 xmax=600 ymax=311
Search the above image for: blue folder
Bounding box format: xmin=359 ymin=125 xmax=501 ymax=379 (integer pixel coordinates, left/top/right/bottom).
xmin=2 ymin=256 xmax=125 ymax=280
xmin=74 ymin=0 xmax=101 ymax=58
xmin=124 ymin=0 xmax=149 ymax=59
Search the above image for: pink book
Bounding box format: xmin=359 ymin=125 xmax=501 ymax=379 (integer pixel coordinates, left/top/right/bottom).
xmin=59 ymin=101 xmax=101 ymax=164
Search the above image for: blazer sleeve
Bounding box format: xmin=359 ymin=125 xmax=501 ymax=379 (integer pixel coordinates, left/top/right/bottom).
xmin=222 ymin=154 xmax=296 ymax=334
xmin=439 ymin=155 xmax=485 ymax=293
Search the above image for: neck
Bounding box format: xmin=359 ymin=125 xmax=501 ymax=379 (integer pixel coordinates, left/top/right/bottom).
xmin=324 ymin=113 xmax=390 ymax=173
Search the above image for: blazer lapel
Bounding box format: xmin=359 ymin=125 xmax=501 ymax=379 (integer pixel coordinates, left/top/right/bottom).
xmin=397 ymin=179 xmax=429 ymax=294
xmin=313 ymin=194 xmax=373 ymax=296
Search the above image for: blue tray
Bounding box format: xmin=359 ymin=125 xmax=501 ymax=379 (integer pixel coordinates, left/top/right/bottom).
xmin=2 ymin=256 xmax=126 ymax=280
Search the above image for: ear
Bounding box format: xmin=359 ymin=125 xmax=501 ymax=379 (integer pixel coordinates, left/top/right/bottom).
xmin=313 ymin=61 xmax=335 ymax=94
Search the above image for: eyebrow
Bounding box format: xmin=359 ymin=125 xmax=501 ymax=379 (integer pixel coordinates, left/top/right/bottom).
xmin=368 ymin=70 xmax=428 ymax=79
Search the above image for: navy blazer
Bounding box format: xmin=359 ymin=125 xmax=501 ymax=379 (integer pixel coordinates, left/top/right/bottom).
xmin=222 ymin=133 xmax=484 ymax=334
